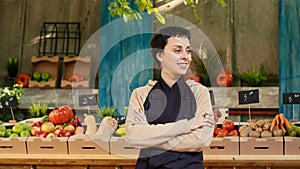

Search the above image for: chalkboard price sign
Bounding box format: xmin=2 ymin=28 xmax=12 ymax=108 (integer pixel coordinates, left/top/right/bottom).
xmin=1 ymin=96 xmax=18 ymax=109
xmin=209 ymin=90 xmax=215 ymax=106
xmin=238 ymin=89 xmax=259 ymax=105
xmin=78 ymin=94 xmax=98 ymax=106
xmin=283 ymin=93 xmax=300 ymax=104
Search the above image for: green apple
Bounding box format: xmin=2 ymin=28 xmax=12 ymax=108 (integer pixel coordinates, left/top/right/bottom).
xmin=20 ymin=130 xmax=31 ymax=137
xmin=32 ymin=71 xmax=41 ymax=81
xmin=9 ymin=133 xmax=19 ymax=138
xmin=115 ymin=127 xmax=126 ymax=136
xmin=24 ymin=125 xmax=32 ymax=131
xmin=41 ymin=72 xmax=50 ymax=81
xmin=5 ymin=129 xmax=12 ymax=137
xmin=48 ymin=77 xmax=55 ymax=81
xmin=0 ymin=130 xmax=6 ymax=137
xmin=12 ymin=124 xmax=25 ymax=134
xmin=0 ymin=125 xmax=6 ymax=131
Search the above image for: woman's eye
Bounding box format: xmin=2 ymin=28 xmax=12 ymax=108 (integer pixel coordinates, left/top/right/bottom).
xmin=186 ymin=49 xmax=192 ymax=54
xmin=174 ymin=49 xmax=181 ymax=53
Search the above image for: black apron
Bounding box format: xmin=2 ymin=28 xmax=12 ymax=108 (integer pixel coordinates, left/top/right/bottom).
xmin=135 ymin=76 xmax=204 ymax=169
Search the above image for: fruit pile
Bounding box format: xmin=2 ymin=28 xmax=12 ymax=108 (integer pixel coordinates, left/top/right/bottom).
xmin=31 ymin=71 xmax=54 ymax=82
xmin=30 ymin=105 xmax=84 ymax=138
xmin=0 ymin=123 xmax=32 ymax=138
xmin=214 ymin=119 xmax=239 ymax=137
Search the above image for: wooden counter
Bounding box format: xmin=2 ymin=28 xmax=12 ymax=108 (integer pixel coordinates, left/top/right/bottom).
xmin=0 ymin=154 xmax=299 ymax=169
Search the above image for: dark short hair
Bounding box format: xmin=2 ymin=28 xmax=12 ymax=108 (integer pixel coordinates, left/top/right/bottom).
xmin=150 ymin=26 xmax=191 ymax=67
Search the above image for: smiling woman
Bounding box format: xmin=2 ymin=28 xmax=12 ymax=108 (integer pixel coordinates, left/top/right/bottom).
xmin=125 ymin=26 xmax=214 ymax=169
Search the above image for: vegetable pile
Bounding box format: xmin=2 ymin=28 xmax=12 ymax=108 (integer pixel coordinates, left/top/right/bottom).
xmin=214 ymin=119 xmax=239 ymax=137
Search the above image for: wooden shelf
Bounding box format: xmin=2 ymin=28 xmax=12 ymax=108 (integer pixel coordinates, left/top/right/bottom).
xmin=0 ymin=154 xmax=299 ymax=168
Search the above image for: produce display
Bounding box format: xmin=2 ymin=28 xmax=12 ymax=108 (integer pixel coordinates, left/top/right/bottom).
xmin=31 ymin=71 xmax=55 ymax=82
xmin=214 ymin=119 xmax=239 ymax=137
xmin=213 ymin=113 xmax=300 ymax=138
xmin=0 ymin=123 xmax=32 ymax=138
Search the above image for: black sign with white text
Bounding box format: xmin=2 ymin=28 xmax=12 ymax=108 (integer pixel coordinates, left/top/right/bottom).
xmin=283 ymin=93 xmax=300 ymax=104
xmin=78 ymin=94 xmax=98 ymax=106
xmin=238 ymin=89 xmax=259 ymax=105
xmin=1 ymin=96 xmax=18 ymax=108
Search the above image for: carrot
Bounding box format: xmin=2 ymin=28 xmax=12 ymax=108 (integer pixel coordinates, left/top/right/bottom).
xmin=279 ymin=123 xmax=286 ymax=134
xmin=275 ymin=114 xmax=280 ymax=126
xmin=284 ymin=118 xmax=291 ymax=129
xmin=279 ymin=113 xmax=285 ymax=125
xmin=270 ymin=115 xmax=277 ymax=131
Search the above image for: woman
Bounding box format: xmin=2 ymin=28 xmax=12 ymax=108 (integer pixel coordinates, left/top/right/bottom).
xmin=125 ymin=26 xmax=214 ymax=169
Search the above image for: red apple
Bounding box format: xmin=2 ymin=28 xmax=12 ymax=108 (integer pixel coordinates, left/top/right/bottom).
xmin=35 ymin=131 xmax=47 ymax=138
xmin=46 ymin=133 xmax=57 ymax=138
xmin=32 ymin=121 xmax=43 ymax=127
xmin=59 ymin=130 xmax=72 ymax=137
xmin=63 ymin=124 xmax=75 ymax=134
xmin=41 ymin=122 xmax=55 ymax=133
xmin=30 ymin=126 xmax=41 ymax=136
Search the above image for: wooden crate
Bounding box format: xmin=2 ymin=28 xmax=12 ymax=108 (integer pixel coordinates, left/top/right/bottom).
xmin=61 ymin=56 xmax=91 ymax=88
xmin=29 ymin=56 xmax=59 ymax=88
xmin=109 ymin=137 xmax=140 ymax=157
xmin=284 ymin=136 xmax=300 ymax=155
xmin=68 ymin=134 xmax=109 ymax=155
xmin=0 ymin=137 xmax=27 ymax=154
xmin=203 ymin=137 xmax=239 ymax=155
xmin=240 ymin=137 xmax=283 ymax=155
xmin=26 ymin=137 xmax=69 ymax=154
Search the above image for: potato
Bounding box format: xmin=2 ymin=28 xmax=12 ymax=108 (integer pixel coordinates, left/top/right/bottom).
xmin=263 ymin=122 xmax=271 ymax=131
xmin=273 ymin=128 xmax=283 ymax=137
xmin=249 ymin=131 xmax=260 ymax=138
xmin=256 ymin=127 xmax=263 ymax=133
xmin=261 ymin=131 xmax=272 ymax=138
xmin=239 ymin=125 xmax=247 ymax=133
xmin=248 ymin=122 xmax=258 ymax=130
xmin=240 ymin=130 xmax=250 ymax=137
xmin=256 ymin=119 xmax=265 ymax=127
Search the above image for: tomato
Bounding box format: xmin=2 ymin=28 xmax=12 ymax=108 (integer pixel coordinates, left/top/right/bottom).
xmin=214 ymin=127 xmax=222 ymax=137
xmin=216 ymin=129 xmax=229 ymax=137
xmin=229 ymin=130 xmax=239 ymax=136
xmin=216 ymin=71 xmax=233 ymax=87
xmin=184 ymin=74 xmax=200 ymax=83
xmin=68 ymin=74 xmax=84 ymax=82
xmin=49 ymin=105 xmax=74 ymax=124
xmin=222 ymin=119 xmax=235 ymax=132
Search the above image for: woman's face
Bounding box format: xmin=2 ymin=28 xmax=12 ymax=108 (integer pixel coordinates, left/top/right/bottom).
xmin=159 ymin=36 xmax=192 ymax=78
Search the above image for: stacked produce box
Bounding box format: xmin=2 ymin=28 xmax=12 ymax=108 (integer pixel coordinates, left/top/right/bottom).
xmin=0 ymin=107 xmax=299 ymax=156
xmin=204 ymin=114 xmax=300 ymax=155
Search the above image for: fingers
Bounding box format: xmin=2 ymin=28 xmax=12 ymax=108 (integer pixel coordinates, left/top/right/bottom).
xmin=191 ymin=112 xmax=214 ymax=130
